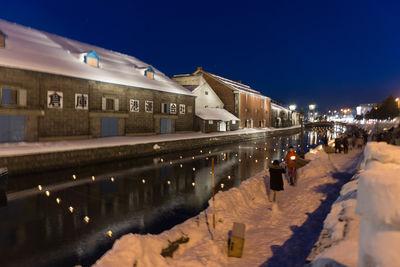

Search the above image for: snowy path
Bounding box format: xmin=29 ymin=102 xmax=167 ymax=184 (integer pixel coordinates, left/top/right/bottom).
xmin=94 ymin=148 xmax=362 ymax=267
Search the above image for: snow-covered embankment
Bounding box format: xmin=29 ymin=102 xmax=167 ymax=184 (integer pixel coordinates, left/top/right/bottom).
xmin=309 ymin=142 xmax=400 ymax=267
xmin=94 ymin=146 xmax=358 ymax=267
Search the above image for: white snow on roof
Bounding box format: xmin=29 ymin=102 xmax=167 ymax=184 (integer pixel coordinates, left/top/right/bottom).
xmin=207 ymin=72 xmax=262 ymax=95
xmin=196 ymin=107 xmax=239 ymax=121
xmin=0 ymin=19 xmax=193 ymax=96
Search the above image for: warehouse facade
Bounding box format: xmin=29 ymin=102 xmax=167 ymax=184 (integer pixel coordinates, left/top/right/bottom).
xmin=0 ymin=20 xmax=194 ymax=142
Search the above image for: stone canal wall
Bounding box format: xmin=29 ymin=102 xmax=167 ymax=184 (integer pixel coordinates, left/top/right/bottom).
xmin=0 ymin=127 xmax=300 ymax=175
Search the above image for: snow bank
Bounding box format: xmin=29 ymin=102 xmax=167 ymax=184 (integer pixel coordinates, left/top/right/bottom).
xmin=309 ymin=142 xmax=400 ymax=267
xmin=356 ymin=143 xmax=400 ymax=267
xmin=300 ymin=146 xmax=332 ymax=179
xmin=309 ymin=178 xmax=360 ymax=267
xmin=95 ymin=144 xmax=342 ymax=267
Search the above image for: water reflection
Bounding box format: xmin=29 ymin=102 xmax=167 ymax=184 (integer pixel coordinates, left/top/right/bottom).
xmin=0 ymin=130 xmax=331 ymax=267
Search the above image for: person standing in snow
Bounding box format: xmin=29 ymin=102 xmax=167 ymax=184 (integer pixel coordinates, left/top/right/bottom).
xmin=268 ymin=160 xmax=285 ymax=203
xmin=342 ymin=136 xmax=349 ymax=154
xmin=284 ymin=146 xmax=298 ymax=186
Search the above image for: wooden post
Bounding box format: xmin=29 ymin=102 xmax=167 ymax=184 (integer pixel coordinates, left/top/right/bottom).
xmin=212 ymin=158 xmax=216 ymax=229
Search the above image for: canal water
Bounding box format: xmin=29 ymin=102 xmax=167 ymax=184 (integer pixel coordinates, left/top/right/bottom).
xmin=0 ymin=127 xmax=342 ymax=267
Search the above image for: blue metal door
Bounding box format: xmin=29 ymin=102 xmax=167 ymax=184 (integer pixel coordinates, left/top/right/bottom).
xmin=101 ymin=117 xmax=119 ymax=137
xmin=160 ymin=118 xmax=172 ymax=134
xmin=0 ymin=115 xmax=26 ymax=143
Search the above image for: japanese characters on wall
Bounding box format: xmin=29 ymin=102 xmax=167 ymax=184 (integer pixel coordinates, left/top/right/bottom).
xmin=75 ymin=93 xmax=88 ymax=110
xmin=47 ymin=91 xmax=63 ymax=109
xmin=129 ymin=99 xmax=140 ymax=112
xmin=145 ymin=100 xmax=153 ymax=113
xmin=170 ymin=103 xmax=177 ymax=114
xmin=179 ymin=104 xmax=185 ymax=115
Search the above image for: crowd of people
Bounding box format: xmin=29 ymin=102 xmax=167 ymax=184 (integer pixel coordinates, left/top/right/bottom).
xmin=333 ymin=130 xmax=367 ymax=154
xmin=265 ymin=126 xmax=371 ymax=207
xmin=371 ymin=124 xmax=400 ymax=145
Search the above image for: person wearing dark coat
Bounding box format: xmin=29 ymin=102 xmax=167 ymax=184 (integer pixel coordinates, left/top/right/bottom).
xmin=342 ymin=136 xmax=349 ymax=154
xmin=268 ymin=160 xmax=285 ymax=203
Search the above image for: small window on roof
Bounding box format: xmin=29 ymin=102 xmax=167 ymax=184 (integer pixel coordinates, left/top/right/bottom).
xmin=144 ymin=66 xmax=155 ymax=80
xmin=0 ymin=31 xmax=6 ymax=48
xmin=83 ymin=50 xmax=99 ymax=68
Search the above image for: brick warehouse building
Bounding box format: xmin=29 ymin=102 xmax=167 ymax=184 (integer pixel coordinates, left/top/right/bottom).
xmin=0 ymin=20 xmax=194 ymax=142
xmin=173 ymin=68 xmax=271 ymax=129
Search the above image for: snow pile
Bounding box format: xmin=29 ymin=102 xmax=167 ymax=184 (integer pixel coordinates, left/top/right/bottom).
xmin=309 ymin=178 xmax=360 ymax=267
xmin=308 ymin=142 xmax=400 ymax=267
xmin=95 ymin=146 xmax=358 ymax=267
xmin=356 ymin=142 xmax=400 ymax=267
xmin=299 ymin=146 xmax=332 ymax=179
xmin=94 ymin=176 xmax=267 ymax=267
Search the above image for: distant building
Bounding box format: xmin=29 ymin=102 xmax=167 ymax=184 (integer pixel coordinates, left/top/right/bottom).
xmin=172 ymin=73 xmax=239 ymax=132
xmin=0 ymin=20 xmax=195 ymax=142
xmin=174 ymin=67 xmax=271 ymax=129
xmin=271 ymin=101 xmax=297 ymax=127
xmin=356 ymin=103 xmax=377 ymax=116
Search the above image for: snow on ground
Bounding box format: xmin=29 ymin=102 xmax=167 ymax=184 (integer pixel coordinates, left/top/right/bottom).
xmin=309 ymin=142 xmax=400 ymax=267
xmin=0 ymin=126 xmax=300 ymax=157
xmin=94 ymin=146 xmax=361 ymax=267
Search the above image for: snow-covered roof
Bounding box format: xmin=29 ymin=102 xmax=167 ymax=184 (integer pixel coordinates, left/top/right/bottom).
xmin=196 ymin=107 xmax=239 ymax=121
xmin=0 ymin=19 xmax=193 ymax=96
xmin=207 ymin=72 xmax=262 ymax=95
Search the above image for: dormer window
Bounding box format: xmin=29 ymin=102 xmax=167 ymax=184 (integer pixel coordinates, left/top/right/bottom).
xmin=82 ymin=50 xmax=99 ymax=68
xmin=144 ymin=66 xmax=155 ymax=80
xmin=0 ymin=30 xmax=6 ymax=48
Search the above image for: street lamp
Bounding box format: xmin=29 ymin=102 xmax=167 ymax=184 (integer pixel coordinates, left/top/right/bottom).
xmin=309 ymin=104 xmax=316 ymax=111
xmin=289 ymin=104 xmax=297 ymax=111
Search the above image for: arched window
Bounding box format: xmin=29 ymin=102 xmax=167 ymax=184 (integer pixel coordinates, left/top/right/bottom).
xmin=144 ymin=66 xmax=155 ymax=80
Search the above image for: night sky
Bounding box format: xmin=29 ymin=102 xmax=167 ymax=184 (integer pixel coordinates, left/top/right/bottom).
xmin=1 ymin=0 xmax=400 ymax=110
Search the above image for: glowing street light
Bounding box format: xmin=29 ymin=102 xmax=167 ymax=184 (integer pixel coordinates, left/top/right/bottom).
xmin=289 ymin=104 xmax=297 ymax=111
xmin=309 ymin=104 xmax=316 ymax=111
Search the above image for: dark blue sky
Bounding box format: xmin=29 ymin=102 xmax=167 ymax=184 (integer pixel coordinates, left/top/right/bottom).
xmin=1 ymin=0 xmax=400 ymax=110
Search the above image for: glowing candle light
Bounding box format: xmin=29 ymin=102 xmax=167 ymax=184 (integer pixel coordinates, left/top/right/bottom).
xmin=180 ymin=156 xmax=183 ymax=159
xmin=274 ymin=149 xmax=276 ymax=151
xmin=180 ymin=164 xmax=183 ymax=168
xmin=106 ymin=230 xmax=113 ymax=237
xmin=84 ymin=216 xmax=90 ymax=223
xmin=209 ymin=151 xmax=211 ymax=154
xmin=72 ymin=174 xmax=76 ymax=180
xmin=221 ymin=183 xmax=224 ymax=189
xmin=249 ymin=155 xmax=252 ymax=158
xmin=91 ymin=176 xmax=96 ymax=181
xmin=255 ymin=159 xmax=258 ymax=163
xmin=160 ymin=158 xmax=164 ymax=163
xmin=192 ymin=167 xmax=196 ymax=171
xmin=170 ymin=161 xmax=173 ymax=165
xmin=192 ymin=156 xmax=195 ymax=159
xmin=192 ymin=182 xmax=195 ymax=187
xmin=110 ymin=177 xmax=115 ymax=182
xmin=239 ymin=159 xmax=242 ymax=162
xmin=38 ymin=185 xmax=43 ymax=191
xmin=206 ymin=157 xmax=209 ymax=160
xmin=228 ymin=175 xmax=231 ymax=179
xmin=69 ymin=206 xmax=74 ymax=213
xmin=200 ymin=150 xmax=203 ymax=153
xmin=142 ymin=179 xmax=146 ymax=184
xmin=56 ymin=198 xmax=61 ymax=204
xmin=167 ymin=180 xmax=171 ymax=185
xmin=45 ymin=190 xmax=50 ymax=197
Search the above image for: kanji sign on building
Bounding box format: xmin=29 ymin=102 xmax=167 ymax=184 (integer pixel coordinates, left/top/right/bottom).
xmin=75 ymin=93 xmax=88 ymax=110
xmin=47 ymin=91 xmax=63 ymax=109
xmin=170 ymin=103 xmax=177 ymax=114
xmin=130 ymin=99 xmax=140 ymax=112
